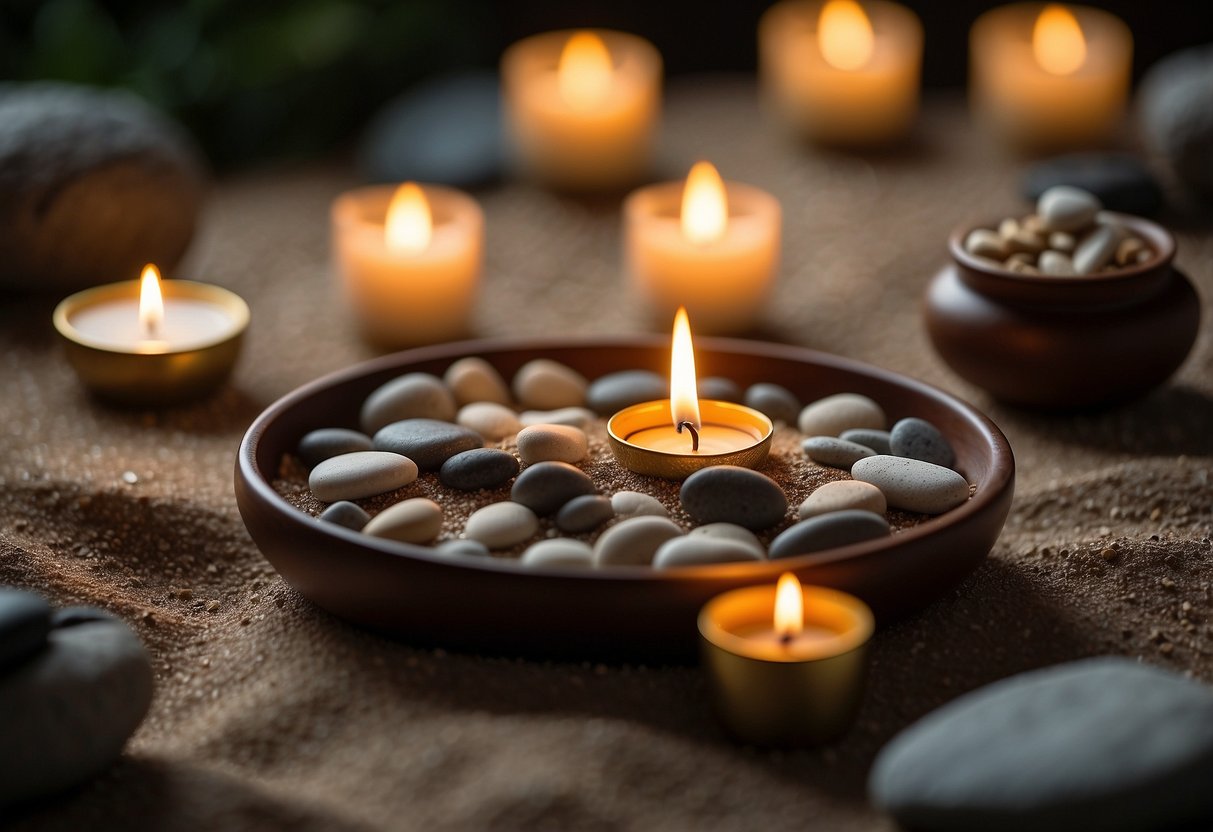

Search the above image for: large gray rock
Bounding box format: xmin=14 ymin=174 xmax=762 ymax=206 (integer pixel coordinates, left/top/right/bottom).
xmin=869 ymin=658 xmax=1213 ymax=832
xmin=1139 ymin=45 xmax=1213 ymax=202
xmin=0 ymin=82 xmax=205 ymax=292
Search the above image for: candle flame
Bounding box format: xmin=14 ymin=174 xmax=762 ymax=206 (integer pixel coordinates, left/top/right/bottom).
xmin=670 ymin=306 xmax=701 ymax=441
xmin=1033 ymin=4 xmax=1086 ymax=76
xmin=680 ymin=161 xmax=727 ymax=245
xmin=819 ymin=0 xmax=875 ymax=71
xmin=385 ymin=182 xmax=433 ymax=254
xmin=774 ymin=572 xmax=804 ymax=639
xmin=558 ymin=31 xmax=613 ymax=109
xmin=138 ymin=263 xmax=164 ymax=337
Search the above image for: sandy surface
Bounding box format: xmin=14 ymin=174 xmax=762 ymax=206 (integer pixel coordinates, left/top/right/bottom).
xmin=2 ymin=83 xmax=1211 ymax=831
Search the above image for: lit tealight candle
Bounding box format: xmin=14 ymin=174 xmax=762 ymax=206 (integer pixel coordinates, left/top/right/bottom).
xmin=331 ymin=181 xmax=484 ymax=348
xmin=699 ymin=573 xmax=874 ymax=746
xmin=607 ymin=307 xmax=774 ymax=478
xmin=970 ymin=3 xmax=1132 ymax=150
xmin=624 ymin=162 xmax=781 ymax=335
xmin=501 ymin=29 xmax=662 ymax=190
xmin=53 ymin=264 xmax=249 ymax=405
xmin=759 ymin=0 xmax=923 ymax=146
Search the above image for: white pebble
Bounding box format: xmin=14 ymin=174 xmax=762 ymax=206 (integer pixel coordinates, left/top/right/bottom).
xmin=444 ymin=357 xmax=511 ymax=406
xmin=456 ymin=402 xmax=521 ymax=442
xmin=512 ymin=359 xmax=587 ymax=410
xmin=610 ymin=490 xmax=668 ymax=518
xmin=521 ymin=539 xmax=594 ymax=568
xmin=464 ymin=502 xmax=539 ymax=549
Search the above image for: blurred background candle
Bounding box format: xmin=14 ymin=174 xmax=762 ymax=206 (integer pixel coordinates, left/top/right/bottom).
xmin=624 ymin=162 xmax=781 ymax=335
xmin=501 ymin=29 xmax=662 ymax=190
xmin=331 ymin=182 xmax=483 ymax=348
xmin=759 ymin=0 xmax=923 ymax=146
xmin=970 ymin=3 xmax=1132 ymax=151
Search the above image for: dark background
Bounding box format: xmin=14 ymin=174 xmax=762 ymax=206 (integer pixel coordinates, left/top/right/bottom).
xmin=3 ymin=0 xmax=1211 ymax=166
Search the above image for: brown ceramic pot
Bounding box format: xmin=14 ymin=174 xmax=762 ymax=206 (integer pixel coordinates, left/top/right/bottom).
xmin=925 ymin=214 xmax=1201 ymax=409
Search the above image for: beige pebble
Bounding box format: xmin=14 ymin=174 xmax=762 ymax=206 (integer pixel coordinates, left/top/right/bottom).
xmin=363 ymin=498 xmax=443 ymax=544
xmin=1006 ymin=252 xmax=1034 ymax=267
xmin=518 ymin=407 xmax=596 ymax=429
xmin=1020 ymin=214 xmax=1046 ymax=234
xmin=799 ymin=480 xmax=887 ymax=519
xmin=998 ymin=218 xmax=1019 ymax=238
xmin=1135 ymin=248 xmax=1153 ymax=264
xmin=1048 ymin=231 xmax=1076 ymax=253
xmin=1004 ymin=228 xmax=1046 ymax=255
xmin=464 ymin=501 xmax=539 ymax=549
xmin=798 ymin=393 xmax=886 ymax=437
xmin=443 ymin=357 xmax=511 ymax=407
xmin=309 ymin=451 xmax=418 ymax=502
xmin=456 ymin=402 xmax=521 ymax=441
xmin=593 ymin=516 xmax=682 ymax=567
xmin=964 ymin=229 xmax=1008 ymax=260
xmin=516 ymin=424 xmax=588 ymax=464
xmin=687 ymin=523 xmax=766 ymax=558
xmin=520 ymin=539 xmax=593 ymax=568
xmin=610 ymin=490 xmax=668 ymax=518
xmin=1116 ymin=236 xmax=1147 ymax=266
xmin=1007 ymin=259 xmax=1040 ymax=275
xmin=512 ymin=360 xmax=588 ymax=410
xmin=1039 ymin=250 xmax=1077 ymax=276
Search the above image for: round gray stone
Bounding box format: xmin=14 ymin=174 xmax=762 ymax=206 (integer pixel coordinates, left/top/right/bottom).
xmin=0 ymin=589 xmax=51 ymax=672
xmin=512 ymin=360 xmax=587 ymax=410
xmin=586 ymin=370 xmax=666 ymax=415
xmin=463 ymin=502 xmax=539 ymax=549
xmin=768 ymin=510 xmax=890 ymax=559
xmin=653 ymin=536 xmax=763 ymax=569
xmin=555 ymin=494 xmax=615 ymax=533
xmin=373 ymin=419 xmax=483 ymax=472
xmin=297 ymin=428 xmax=374 ymax=469
xmin=521 ymin=539 xmax=594 ymax=568
xmin=869 ymin=657 xmax=1213 ymax=832
xmin=308 ymin=451 xmax=418 ymax=502
xmin=687 ymin=523 xmax=766 ymax=559
xmin=699 ymin=377 xmax=742 ymax=402
xmin=798 ymin=394 xmax=886 ymax=437
xmin=360 ymin=373 xmax=457 ymax=435
xmin=802 ymin=436 xmax=877 ymax=470
xmin=439 ymin=448 xmax=519 ymax=491
xmin=318 ymin=501 xmax=371 ymax=531
xmin=744 ymin=383 xmax=801 ymax=424
xmin=610 ymin=490 xmax=668 ymax=519
xmin=1022 ymin=153 xmax=1163 ymax=216
xmin=1037 ymin=185 xmax=1101 ymax=233
xmin=680 ymin=466 xmax=788 ymax=530
xmin=593 ymin=516 xmax=683 ymax=567
xmin=840 ymin=428 xmax=893 ymax=455
xmin=433 ymin=539 xmax=491 ymax=559
xmin=852 ymin=455 xmax=970 ymax=515
xmin=1139 ymin=44 xmax=1213 ymax=202
xmin=890 ymin=417 xmax=956 ymax=469
xmin=511 ymin=461 xmax=597 ymax=516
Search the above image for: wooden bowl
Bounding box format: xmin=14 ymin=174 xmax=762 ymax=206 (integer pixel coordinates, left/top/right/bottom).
xmin=235 ymin=337 xmax=1015 ymax=660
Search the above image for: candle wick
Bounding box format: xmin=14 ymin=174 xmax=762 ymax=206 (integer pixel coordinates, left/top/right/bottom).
xmin=677 ymin=421 xmax=700 ymax=452
xmin=779 ymin=630 xmax=794 ymax=646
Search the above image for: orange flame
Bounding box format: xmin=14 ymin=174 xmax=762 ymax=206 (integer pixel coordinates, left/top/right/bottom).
xmin=385 ymin=182 xmax=433 ymax=254
xmin=670 ymin=306 xmax=701 ymax=441
xmin=680 ymin=161 xmax=727 ymax=245
xmin=138 ymin=264 xmax=164 ymax=337
xmin=558 ymin=31 xmax=613 ymax=109
xmin=819 ymin=0 xmax=875 ymax=71
xmin=774 ymin=572 xmax=804 ymax=639
xmin=1033 ymin=5 xmax=1086 ymax=76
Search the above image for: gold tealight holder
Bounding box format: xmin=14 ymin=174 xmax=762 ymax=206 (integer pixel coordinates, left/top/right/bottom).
xmin=607 ymin=399 xmax=773 ymax=479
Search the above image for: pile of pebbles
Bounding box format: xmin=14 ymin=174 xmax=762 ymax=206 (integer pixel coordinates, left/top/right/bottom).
xmin=963 ymin=185 xmax=1155 ymax=277
xmin=281 ymin=357 xmax=972 ymax=570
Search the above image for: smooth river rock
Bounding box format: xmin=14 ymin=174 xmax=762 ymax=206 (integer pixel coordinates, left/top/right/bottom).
xmin=799 ymin=480 xmax=887 ymax=519
xmin=1037 ymin=185 xmax=1101 ymax=233
xmin=439 ymin=448 xmax=519 ymax=491
xmin=593 ymin=516 xmax=683 ymax=567
xmin=512 ymin=360 xmax=588 ymax=410
xmin=521 ymin=539 xmax=594 ymax=568
xmin=869 ymin=658 xmax=1213 ymax=832
xmin=443 ymin=356 xmax=511 ymax=407
xmin=318 ymin=501 xmax=371 ymax=531
xmin=297 ymin=428 xmax=374 ymax=469
xmin=744 ymin=383 xmax=801 ymax=424
xmin=610 ymin=490 xmax=668 ymax=518
xmin=680 ymin=466 xmax=787 ymax=530
xmin=516 ymin=424 xmax=588 ymax=464
xmin=802 ymin=436 xmax=876 ymax=470
xmin=363 ymin=498 xmax=444 ymax=544
xmin=653 ymin=536 xmax=763 ymax=569
xmin=841 ymin=428 xmax=892 ymax=455
xmin=309 ymin=451 xmax=418 ymax=502
xmin=1073 ymin=222 xmax=1123 ymax=275
xmin=373 ymin=419 xmax=483 ymax=472
xmin=889 ymin=417 xmax=956 ymax=469
xmin=361 ymin=373 xmax=457 ymax=434
xmin=852 ymin=455 xmax=970 ymax=515
xmin=0 ymin=589 xmax=52 ymax=672
xmin=699 ymin=377 xmax=742 ymax=402
xmin=769 ymin=510 xmax=890 ymax=559
xmin=688 ymin=523 xmax=767 ymax=559
xmin=555 ymin=494 xmax=615 ymax=533
xmin=586 ymin=370 xmax=666 ymax=415
xmin=518 ymin=407 xmax=596 ymax=429
xmin=798 ymin=394 xmax=886 ymax=437
xmin=456 ymin=402 xmax=521 ymax=441
xmin=433 ymin=539 xmax=491 ymax=559
xmin=463 ymin=502 xmax=539 ymax=549
xmin=1139 ymin=44 xmax=1213 ymax=202
xmin=511 ymin=461 xmax=597 ymax=515
xmin=1022 ymin=153 xmax=1163 ymax=216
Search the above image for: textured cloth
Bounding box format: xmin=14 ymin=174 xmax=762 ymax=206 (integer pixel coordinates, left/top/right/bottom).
xmin=2 ymin=82 xmax=1211 ymax=831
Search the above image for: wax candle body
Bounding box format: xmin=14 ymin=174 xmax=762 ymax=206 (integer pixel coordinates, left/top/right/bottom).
xmin=760 ymin=0 xmax=923 ymax=146
xmin=970 ymin=3 xmax=1132 ymax=150
xmin=69 ymin=297 xmax=236 ymax=353
xmin=331 ymin=185 xmax=483 ymax=348
xmin=501 ymin=29 xmax=662 ymax=190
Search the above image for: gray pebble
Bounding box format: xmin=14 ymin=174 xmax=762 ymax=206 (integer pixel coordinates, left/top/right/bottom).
xmin=518 ymin=407 xmax=596 ymax=429
xmin=1139 ymin=45 xmax=1213 ymax=202
xmin=363 ymin=498 xmax=444 ymax=544
xmin=610 ymin=490 xmax=668 ymax=518
xmin=555 ymin=494 xmax=615 ymax=533
xmin=802 ymin=436 xmax=877 ymax=470
xmin=798 ymin=393 xmax=886 ymax=437
xmin=688 ymin=523 xmax=767 ymax=559
xmin=653 ymin=536 xmax=763 ymax=569
xmin=680 ymin=466 xmax=787 ymax=530
xmin=318 ymin=501 xmax=371 ymax=531
xmin=586 ymin=370 xmax=666 ymax=415
xmin=699 ymin=377 xmax=742 ymax=402
xmin=511 ymin=461 xmax=597 ymax=515
xmin=516 ymin=424 xmax=589 ymax=464
xmin=361 ymin=373 xmax=457 ymax=434
xmin=744 ymin=383 xmax=801 ymax=424
xmin=593 ymin=516 xmax=683 ymax=567
xmin=0 ymin=589 xmax=51 ymax=672
xmin=521 ymin=539 xmax=594 ymax=568
xmin=297 ymin=428 xmax=374 ymax=469
xmin=439 ymin=448 xmax=519 ymax=491
xmin=49 ymin=607 xmax=116 ymax=629
xmin=512 ymin=359 xmax=587 ymax=410
xmin=1038 ymin=250 xmax=1076 ymax=276
xmin=433 ymin=539 xmax=491 ymax=558
xmin=769 ymin=510 xmax=890 ymax=559
xmin=852 ymin=455 xmax=970 ymax=514
xmin=1037 ymin=185 xmax=1101 ymax=233
xmin=799 ymin=481 xmax=887 ymax=519
xmin=373 ymin=419 xmax=483 ymax=471
xmin=890 ymin=417 xmax=956 ymax=468
xmin=1073 ymin=223 xmax=1124 ymax=275
xmin=308 ymin=451 xmax=418 ymax=502
xmin=840 ymin=428 xmax=892 ymax=455
xmin=443 ymin=356 xmax=511 ymax=406
xmin=1023 ymin=153 xmax=1164 ymax=216
xmin=456 ymin=401 xmax=521 ymax=441
xmin=463 ymin=501 xmax=539 ymax=549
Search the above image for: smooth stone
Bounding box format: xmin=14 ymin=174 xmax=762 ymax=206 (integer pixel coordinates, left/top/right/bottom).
xmin=744 ymin=383 xmax=801 ymax=424
xmin=0 ymin=618 xmax=152 ymax=807
xmin=768 ymin=510 xmax=890 ymax=559
xmin=1038 ymin=250 xmax=1076 ymax=276
xmin=687 ymin=523 xmax=767 ymax=559
xmin=521 ymin=539 xmax=594 ymax=568
xmin=585 ymin=370 xmax=666 ymax=415
xmin=680 ymin=466 xmax=787 ymax=530
xmin=852 ymin=455 xmax=970 ymax=514
xmin=593 ymin=517 xmax=683 ymax=567
xmin=0 ymin=82 xmax=204 ymax=293
xmin=50 ymin=607 xmax=116 ymax=629
xmin=439 ymin=448 xmax=519 ymax=491
xmin=308 ymin=451 xmax=418 ymax=502
xmin=699 ymin=377 xmax=742 ymax=402
xmin=0 ymin=589 xmax=52 ymax=672
xmin=869 ymin=658 xmax=1213 ymax=832
xmin=443 ymin=356 xmax=511 ymax=407
xmin=372 ymin=419 xmax=483 ymax=472
xmin=890 ymin=417 xmax=956 ymax=469
xmin=840 ymin=428 xmax=892 ymax=455
xmin=318 ymin=501 xmax=371 ymax=531
xmin=518 ymin=407 xmax=596 ymax=429
xmin=1037 ymin=185 xmax=1101 ymax=233
xmin=1048 ymin=231 xmax=1076 ymax=253
xmin=798 ymin=393 xmax=887 ymax=437
xmin=463 ymin=502 xmax=539 ymax=549
xmin=799 ymin=480 xmax=887 ymax=519
xmin=1139 ymin=45 xmax=1213 ymax=202
xmin=555 ymin=494 xmax=615 ymax=533
xmin=363 ymin=498 xmax=444 ymax=544
xmin=456 ymin=402 xmax=521 ymax=441
xmin=512 ymin=360 xmax=588 ymax=410
xmin=433 ymin=539 xmax=491 ymax=559
xmin=802 ymin=436 xmax=876 ymax=470
xmin=510 ymin=461 xmax=597 ymax=515
xmin=1022 ymin=153 xmax=1164 ymax=216
xmin=357 ymin=72 xmax=502 ymax=188
xmin=516 ymin=424 xmax=589 ymax=464
xmin=360 ymin=373 xmax=457 ymax=434
xmin=297 ymin=428 xmax=374 ymax=469
xmin=964 ymin=228 xmax=1008 ymax=259
xmin=653 ymin=536 xmax=763 ymax=569
xmin=610 ymin=490 xmax=668 ymax=518
xmin=1073 ymin=223 xmax=1124 ymax=275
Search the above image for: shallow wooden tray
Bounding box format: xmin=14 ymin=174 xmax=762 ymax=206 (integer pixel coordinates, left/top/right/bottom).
xmin=235 ymin=336 xmax=1015 ymax=659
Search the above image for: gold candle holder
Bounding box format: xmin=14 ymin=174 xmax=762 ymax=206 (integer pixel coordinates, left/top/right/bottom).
xmin=607 ymin=399 xmax=773 ymax=479
xmin=699 ymin=580 xmax=874 ymax=746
